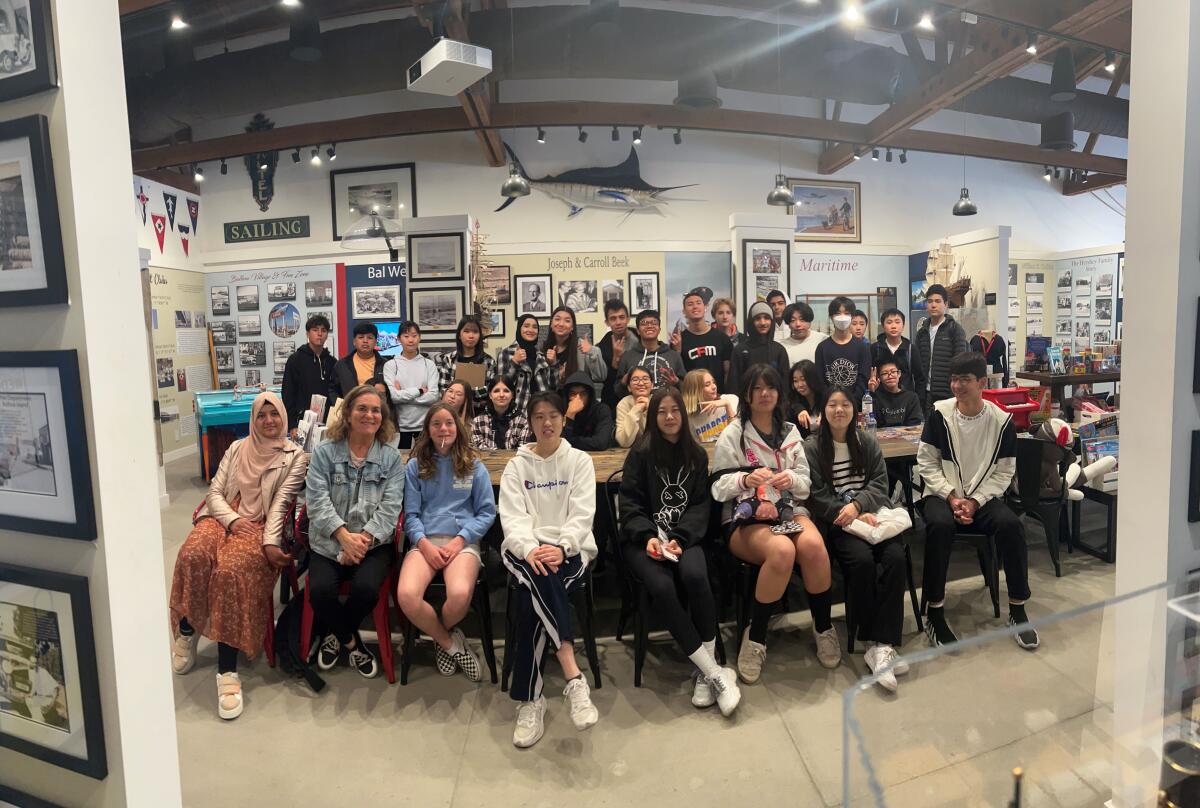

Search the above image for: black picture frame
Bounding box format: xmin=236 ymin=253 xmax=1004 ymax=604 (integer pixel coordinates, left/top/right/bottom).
xmin=328 ymin=162 xmax=417 ymax=241
xmin=0 ymin=115 xmax=66 ymax=308
xmin=740 ymin=238 xmax=791 ymax=310
xmin=0 ymin=782 xmax=65 ymax=808
xmin=514 ymin=274 xmax=552 ymax=317
xmin=0 ymin=350 xmax=95 ymax=539
xmin=408 ymin=285 xmax=466 ymax=334
xmin=407 ymin=232 xmax=465 ymax=282
xmin=1190 ymin=430 xmax=1200 ymax=523
xmin=0 ymin=563 xmax=106 ymax=780
xmin=0 ymin=0 xmax=57 ymax=103
xmin=1193 ymin=298 xmax=1200 ymax=394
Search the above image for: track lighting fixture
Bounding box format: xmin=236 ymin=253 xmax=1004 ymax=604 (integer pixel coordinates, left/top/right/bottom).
xmin=578 ymin=126 xmax=588 ymax=143
xmin=292 ymin=148 xmax=301 ymax=163
xmin=885 ymin=148 xmax=893 ymax=163
xmin=633 ymin=126 xmax=643 ymax=145
xmin=310 ymin=147 xmax=321 ymax=165
xmin=852 ymin=152 xmax=861 ymax=161
xmin=672 ymin=128 xmax=682 ymax=145
xmin=842 ymin=3 xmax=863 ymax=25
xmin=917 ymin=11 xmax=934 ymax=31
xmin=871 ymin=148 xmax=880 ymax=161
xmin=193 ymin=165 xmax=204 ymax=182
xmin=1105 ymin=51 xmax=1116 ymax=73
xmin=220 ymin=159 xmax=227 ymax=175
xmin=280 ymin=0 xmax=301 ymax=6
xmin=611 ymin=126 xmax=619 ymax=142
xmin=326 ymin=143 xmax=337 ymax=161
xmin=536 ymin=127 xmax=546 ymax=144
xmin=899 ymin=149 xmax=908 ymax=164
xmin=259 ymin=160 xmax=269 ymax=171
xmin=1025 ymin=30 xmax=1037 ymax=55
xmin=1054 ymin=167 xmax=1061 ymax=179
xmin=170 ymin=15 xmax=188 ymax=30
xmin=1044 ymin=166 xmax=1052 ymax=181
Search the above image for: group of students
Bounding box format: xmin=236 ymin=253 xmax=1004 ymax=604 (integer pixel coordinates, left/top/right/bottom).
xmin=169 ymin=283 xmax=1038 ymax=746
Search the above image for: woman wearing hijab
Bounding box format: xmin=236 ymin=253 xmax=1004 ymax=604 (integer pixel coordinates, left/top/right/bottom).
xmin=490 ymin=314 xmax=554 ymax=417
xmin=726 ymin=301 xmax=790 ymax=392
xmin=169 ymin=391 xmax=308 ymax=720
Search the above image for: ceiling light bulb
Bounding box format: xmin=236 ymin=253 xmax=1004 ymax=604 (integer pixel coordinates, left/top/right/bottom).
xmin=259 ymin=161 xmax=269 ymax=170
xmin=1025 ymin=31 xmax=1037 ymax=55
xmin=1105 ymin=51 xmax=1116 ymax=72
xmin=170 ymin=15 xmax=188 ymax=30
xmin=281 ymin=0 xmax=301 ymax=6
xmin=871 ymin=148 xmax=880 ymax=161
xmin=917 ymin=12 xmax=934 ymax=31
xmin=536 ymin=127 xmax=546 ymax=144
xmin=193 ymin=165 xmax=204 ymax=182
xmin=1044 ymin=166 xmax=1052 ymax=181
xmin=310 ymin=148 xmax=321 ymax=165
xmin=852 ymin=153 xmax=861 ymax=161
xmin=326 ymin=144 xmax=337 ymax=161
xmin=633 ymin=126 xmax=643 ymax=144
xmin=843 ymin=4 xmax=863 ymax=25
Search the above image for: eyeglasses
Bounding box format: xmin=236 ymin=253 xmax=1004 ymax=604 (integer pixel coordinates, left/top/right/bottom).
xmin=881 ymin=369 xmax=901 ymax=378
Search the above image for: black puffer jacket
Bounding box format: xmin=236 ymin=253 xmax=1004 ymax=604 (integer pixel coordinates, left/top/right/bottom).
xmin=914 ymin=315 xmax=967 ymax=407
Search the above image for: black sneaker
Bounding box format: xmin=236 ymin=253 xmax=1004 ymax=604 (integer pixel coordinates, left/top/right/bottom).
xmin=348 ymin=641 xmax=379 ymax=678
xmin=925 ymin=608 xmax=959 ymax=647
xmin=317 ymin=634 xmax=340 ymax=670
xmin=1008 ymin=615 xmax=1040 ymax=650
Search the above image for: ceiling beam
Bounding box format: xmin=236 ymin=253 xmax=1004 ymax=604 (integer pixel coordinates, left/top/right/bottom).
xmin=818 ymin=0 xmax=1131 ymax=175
xmin=1062 ymin=172 xmax=1125 ymax=196
xmin=119 ymin=0 xmax=172 ymax=14
xmin=1082 ymin=55 xmax=1129 ymax=155
xmin=130 ymin=100 xmax=1127 ymax=177
xmin=137 ymin=167 xmax=200 ymax=196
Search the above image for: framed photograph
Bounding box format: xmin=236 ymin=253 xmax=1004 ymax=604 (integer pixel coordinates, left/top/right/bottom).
xmin=329 ymin=162 xmax=417 ymax=241
xmin=0 ymin=1 xmax=56 ymax=101
xmin=410 ymin=287 xmax=465 ymax=333
xmin=209 ymin=285 xmax=230 ymax=316
xmin=304 ymin=280 xmax=333 ymax=307
xmin=266 ymin=282 xmax=295 ymax=302
xmin=1095 ymin=297 xmax=1112 ymax=324
xmin=210 ymin=321 xmax=235 ymax=345
xmin=628 ymin=272 xmax=660 ymax=312
xmin=267 ymin=303 xmax=300 ymax=338
xmin=237 ymin=315 xmax=260 ymax=337
xmin=218 ymin=378 xmax=237 ymax=390
xmin=214 ymin=346 xmax=235 ymax=373
xmin=741 ymin=239 xmax=790 ymax=306
xmin=576 ymin=323 xmax=594 ymax=344
xmin=239 ymin=341 xmax=266 ymax=367
xmin=0 ymin=782 xmax=64 ymax=807
xmin=1191 ymin=432 xmax=1200 ymax=522
xmin=601 ymin=279 xmax=624 ymax=304
xmin=0 ymin=352 xmax=95 ymax=540
xmin=244 ymin=369 xmax=261 ymax=387
xmin=154 ymin=357 xmax=173 ymax=388
xmin=514 ymin=274 xmax=552 ymax=316
xmin=236 ymin=284 xmax=259 ymax=312
xmin=476 ymin=264 xmax=511 ymax=305
xmin=0 ymin=116 xmax=66 ymax=308
xmin=408 ymin=233 xmax=464 ymax=282
xmin=786 ymin=178 xmax=861 ymax=243
xmin=373 ymin=321 xmax=403 ymax=356
xmin=482 ymin=308 xmax=506 ymax=340
xmin=557 ymin=280 xmax=598 ymax=313
xmin=1057 ymin=269 xmax=1072 ymax=289
xmin=351 ymin=285 xmax=400 ymax=319
xmin=0 ymin=564 xmax=106 ymax=780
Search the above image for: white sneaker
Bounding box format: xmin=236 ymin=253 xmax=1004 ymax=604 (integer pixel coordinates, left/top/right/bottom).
xmin=813 ymin=626 xmax=842 ymax=669
xmin=707 ymin=667 xmax=742 ymax=717
xmin=893 ymin=655 xmax=910 ymax=676
xmin=513 ymin=696 xmax=546 ymax=748
xmin=171 ymin=630 xmax=198 ymax=675
xmin=563 ymin=676 xmax=599 ymax=730
xmin=216 ymin=672 xmax=244 ymax=719
xmin=737 ymin=628 xmax=767 ymax=684
xmin=691 ymin=671 xmax=715 ymax=708
xmin=863 ymin=644 xmax=898 ymax=693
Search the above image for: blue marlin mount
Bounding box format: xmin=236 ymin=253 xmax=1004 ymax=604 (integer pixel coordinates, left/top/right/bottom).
xmin=495 ymin=144 xmax=696 ymax=219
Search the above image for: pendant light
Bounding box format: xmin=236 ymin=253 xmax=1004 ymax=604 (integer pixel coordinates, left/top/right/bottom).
xmin=952 ymin=100 xmax=977 ymax=216
xmin=766 ymin=13 xmax=794 ymax=207
xmin=501 ymin=162 xmax=530 ymax=198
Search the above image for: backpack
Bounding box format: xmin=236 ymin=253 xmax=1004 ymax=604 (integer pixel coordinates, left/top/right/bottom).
xmin=273 ymin=589 xmax=326 ymax=693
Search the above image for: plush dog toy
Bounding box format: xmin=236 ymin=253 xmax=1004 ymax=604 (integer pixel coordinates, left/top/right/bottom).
xmin=1031 ymin=418 xmax=1118 ymax=501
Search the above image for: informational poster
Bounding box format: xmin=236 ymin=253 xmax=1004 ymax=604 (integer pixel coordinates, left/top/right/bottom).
xmin=148 ymin=267 xmax=209 ymax=460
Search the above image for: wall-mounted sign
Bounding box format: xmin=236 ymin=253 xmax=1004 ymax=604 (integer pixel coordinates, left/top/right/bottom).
xmin=223 ymin=216 xmax=311 ymax=244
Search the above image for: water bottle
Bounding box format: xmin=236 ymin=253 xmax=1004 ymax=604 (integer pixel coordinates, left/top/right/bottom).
xmin=862 ymin=391 xmax=876 ymax=432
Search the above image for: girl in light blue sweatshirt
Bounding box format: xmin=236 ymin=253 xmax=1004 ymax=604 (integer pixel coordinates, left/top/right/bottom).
xmin=396 ymin=402 xmax=496 ymax=681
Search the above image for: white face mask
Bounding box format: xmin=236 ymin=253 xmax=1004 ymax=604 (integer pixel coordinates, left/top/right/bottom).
xmin=833 ymin=315 xmax=852 ymax=331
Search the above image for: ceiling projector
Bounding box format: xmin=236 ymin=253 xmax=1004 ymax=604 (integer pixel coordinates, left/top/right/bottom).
xmin=407 ymin=39 xmax=492 ymax=96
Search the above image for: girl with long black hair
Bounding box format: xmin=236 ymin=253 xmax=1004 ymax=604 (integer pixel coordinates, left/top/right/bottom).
xmin=543 ymin=306 xmax=606 ymax=395
xmin=618 ymin=388 xmax=741 ymax=716
xmin=788 ymin=359 xmax=824 ymax=438
xmin=434 ymin=315 xmax=494 ymax=404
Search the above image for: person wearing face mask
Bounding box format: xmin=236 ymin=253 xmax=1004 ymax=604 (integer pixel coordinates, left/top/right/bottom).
xmin=726 ymin=301 xmax=790 ymax=393
xmin=472 ymin=377 xmax=531 ymax=451
xmin=615 ymin=366 xmax=655 ymax=448
xmin=490 ymin=314 xmax=554 ymax=417
xmin=814 ymin=296 xmax=873 ymax=406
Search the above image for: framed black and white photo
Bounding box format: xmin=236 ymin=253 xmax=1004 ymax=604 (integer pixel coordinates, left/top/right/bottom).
xmin=0 ymin=563 xmax=105 ymax=780
xmin=237 ymin=315 xmax=260 ymax=337
xmin=476 ymin=264 xmax=511 ymax=305
xmin=741 ymin=239 xmax=790 ymax=306
xmin=410 ymin=287 xmax=465 ymax=333
xmin=514 ymin=274 xmax=551 ymax=316
xmin=209 ymin=285 xmax=230 ymax=316
xmin=0 ymin=352 xmax=95 ymax=540
xmin=239 ymin=341 xmax=266 ymax=367
xmin=351 ymin=286 xmax=400 ymax=319
xmin=0 ymin=2 xmax=56 ymax=103
xmin=214 ymin=346 xmax=235 ymax=373
xmin=601 ymin=279 xmax=624 ymax=304
xmin=210 ymin=321 xmax=236 ymax=346
xmin=557 ymin=280 xmax=597 ymax=314
xmin=576 ymin=323 xmax=594 ymax=345
xmin=408 ymin=233 xmax=464 ymax=282
xmin=0 ymin=116 xmax=65 ymax=308
xmin=236 ymin=284 xmax=259 ymax=312
xmin=628 ymin=272 xmax=659 ymax=313
xmin=329 ymin=162 xmax=417 ymax=241
xmin=266 ymin=282 xmax=295 ymax=302
xmin=304 ymin=280 xmax=333 ymax=307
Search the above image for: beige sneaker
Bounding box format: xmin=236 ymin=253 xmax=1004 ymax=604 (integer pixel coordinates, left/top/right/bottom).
xmin=737 ymin=628 xmax=766 ymax=684
xmin=513 ymin=696 xmax=546 ymax=748
xmin=813 ymin=626 xmax=842 ymax=669
xmin=171 ymin=630 xmax=197 ymax=675
xmin=216 ymin=672 xmax=243 ymax=720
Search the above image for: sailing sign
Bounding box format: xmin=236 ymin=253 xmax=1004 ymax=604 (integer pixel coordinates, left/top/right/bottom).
xmin=223 ymin=216 xmax=311 ymax=243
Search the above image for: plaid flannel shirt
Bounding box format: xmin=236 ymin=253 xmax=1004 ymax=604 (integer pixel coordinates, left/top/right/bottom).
xmin=471 ymin=409 xmax=532 ymax=451
xmin=434 ymin=350 xmax=494 ymax=404
xmin=490 ymin=344 xmax=553 ymax=416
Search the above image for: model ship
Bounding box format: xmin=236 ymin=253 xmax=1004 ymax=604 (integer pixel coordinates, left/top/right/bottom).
xmin=926 ymin=239 xmax=972 ymax=308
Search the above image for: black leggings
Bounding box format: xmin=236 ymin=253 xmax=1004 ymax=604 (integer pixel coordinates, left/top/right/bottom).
xmin=621 ymin=543 xmax=716 ymax=656
xmin=307 ymin=545 xmax=394 ymax=645
xmin=179 ymin=617 xmax=240 ymax=673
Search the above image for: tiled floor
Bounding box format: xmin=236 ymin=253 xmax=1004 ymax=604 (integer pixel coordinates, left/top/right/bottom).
xmin=161 ymin=457 xmax=1119 ymax=807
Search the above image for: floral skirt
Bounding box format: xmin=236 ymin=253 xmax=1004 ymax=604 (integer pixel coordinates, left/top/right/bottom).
xmin=169 ymin=517 xmax=278 ymax=658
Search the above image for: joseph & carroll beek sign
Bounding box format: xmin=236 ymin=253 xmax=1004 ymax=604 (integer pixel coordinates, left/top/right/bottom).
xmin=223 ymin=216 xmax=311 ymax=243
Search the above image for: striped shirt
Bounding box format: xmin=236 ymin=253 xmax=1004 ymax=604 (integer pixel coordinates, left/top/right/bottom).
xmin=831 ymin=440 xmax=866 ymax=499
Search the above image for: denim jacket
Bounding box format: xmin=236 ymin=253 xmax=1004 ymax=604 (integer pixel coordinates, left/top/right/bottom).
xmin=304 ymin=438 xmax=404 ymax=561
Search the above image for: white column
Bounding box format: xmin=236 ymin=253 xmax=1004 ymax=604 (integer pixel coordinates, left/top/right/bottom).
xmin=0 ymin=1 xmax=181 ymax=805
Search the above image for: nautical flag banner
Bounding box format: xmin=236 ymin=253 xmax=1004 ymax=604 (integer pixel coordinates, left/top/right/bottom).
xmin=136 ymin=185 xmax=149 ymax=225
xmin=179 ymin=224 xmax=190 ymax=257
xmin=152 ymin=214 xmax=166 ymax=252
xmin=163 ymin=192 xmax=178 ymax=230
xmin=187 ymin=198 xmax=200 ymax=233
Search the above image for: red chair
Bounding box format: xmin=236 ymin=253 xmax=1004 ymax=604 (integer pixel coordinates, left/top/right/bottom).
xmin=189 ymin=499 xmax=300 ymax=668
xmin=295 ymin=507 xmax=402 ymax=684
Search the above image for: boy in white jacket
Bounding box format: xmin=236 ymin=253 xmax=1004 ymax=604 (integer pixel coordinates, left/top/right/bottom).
xmin=382 ymin=321 xmax=440 ymax=448
xmin=499 ymin=391 xmax=599 ymax=749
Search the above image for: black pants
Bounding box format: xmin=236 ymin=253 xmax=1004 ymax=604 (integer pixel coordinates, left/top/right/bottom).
xmin=307 ymin=545 xmax=393 ymax=645
xmin=621 ymin=543 xmax=716 ymax=656
xmin=503 ymin=551 xmax=588 ymax=702
xmin=919 ymin=497 xmax=1030 ymax=604
xmin=397 ymin=431 xmax=420 ymax=450
xmin=828 ymin=528 xmax=906 ymax=647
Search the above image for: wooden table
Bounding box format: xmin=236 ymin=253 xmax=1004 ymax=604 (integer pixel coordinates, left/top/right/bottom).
xmin=477 ymin=433 xmax=919 ymax=485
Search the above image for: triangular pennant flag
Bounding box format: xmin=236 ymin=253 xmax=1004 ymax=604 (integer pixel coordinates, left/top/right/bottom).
xmin=151 ymin=214 xmax=166 ymax=252
xmin=178 ymin=224 xmax=190 ymax=257
xmin=163 ymin=192 xmax=177 ymax=231
xmin=136 ymin=185 xmax=148 ymax=225
xmin=187 ymin=198 xmax=199 ymax=233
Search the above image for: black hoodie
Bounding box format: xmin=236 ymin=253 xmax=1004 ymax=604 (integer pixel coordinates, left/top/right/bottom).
xmin=871 ymin=334 xmax=926 ymax=394
xmin=726 ymin=310 xmax=790 ymax=392
xmin=281 ymin=343 xmax=337 ymax=429
xmin=561 ymin=370 xmax=615 ymax=451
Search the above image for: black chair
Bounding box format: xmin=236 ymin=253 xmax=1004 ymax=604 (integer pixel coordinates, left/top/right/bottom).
xmin=1005 ymin=437 xmax=1071 ymax=577
xmin=836 ymin=530 xmax=925 ymax=654
xmin=605 ymin=470 xmax=726 ymax=686
xmin=500 ymin=565 xmax=602 ymax=691
xmin=399 ymin=543 xmax=498 ymax=686
xmin=918 ymin=528 xmax=1001 ymax=619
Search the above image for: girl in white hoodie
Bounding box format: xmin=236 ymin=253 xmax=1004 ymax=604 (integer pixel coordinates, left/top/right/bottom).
xmin=499 ymin=391 xmax=599 ymax=749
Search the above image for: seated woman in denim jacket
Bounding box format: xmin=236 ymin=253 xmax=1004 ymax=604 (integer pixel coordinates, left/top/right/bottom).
xmin=304 ymin=384 xmax=404 ymax=678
